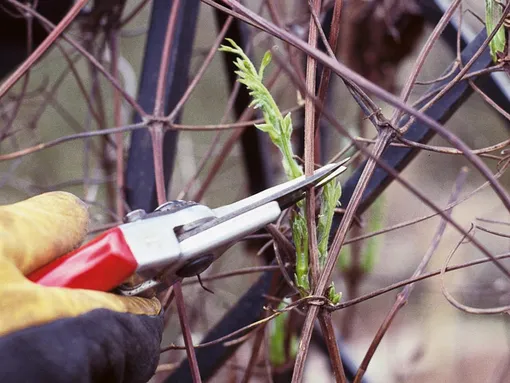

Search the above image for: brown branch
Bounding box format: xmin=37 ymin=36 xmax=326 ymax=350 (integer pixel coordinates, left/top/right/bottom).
xmin=441 ymin=228 xmax=510 ymax=315
xmin=313 ymin=0 xmax=342 ymax=138
xmin=160 ymin=311 xmax=284 ymax=352
xmin=318 ymin=311 xmax=347 ymax=383
xmin=149 ymin=3 xmax=202 ymax=381
xmin=153 ymin=0 xmax=180 ymax=118
xmin=352 ymin=137 xmax=503 ymax=160
xmin=304 ymin=0 xmax=322 ymax=287
xmin=240 ymin=326 xmax=267 ymax=383
xmin=173 ymin=282 xmax=202 ymax=382
xmin=343 ymin=168 xmax=496 ymax=246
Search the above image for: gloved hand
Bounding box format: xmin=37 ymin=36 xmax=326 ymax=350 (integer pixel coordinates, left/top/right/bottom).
xmin=0 ymin=192 xmax=164 ymax=383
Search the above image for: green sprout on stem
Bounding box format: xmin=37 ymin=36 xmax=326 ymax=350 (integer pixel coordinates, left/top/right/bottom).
xmin=219 ymin=39 xmax=343 ymax=298
xmin=218 ymin=38 xmax=302 ymax=180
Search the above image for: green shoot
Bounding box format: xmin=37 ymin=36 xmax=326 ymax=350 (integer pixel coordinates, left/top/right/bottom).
xmin=291 ymin=210 xmax=310 ymax=291
xmin=219 ymin=39 xmax=342 ymax=299
xmin=485 ymin=0 xmax=507 ymax=62
xmin=327 ymin=282 xmax=342 ymax=305
xmin=317 ymin=181 xmax=342 ymax=268
xmin=219 ymin=39 xmax=302 ymax=180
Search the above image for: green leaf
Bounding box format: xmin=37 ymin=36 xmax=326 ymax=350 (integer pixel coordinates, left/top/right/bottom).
xmin=282 ymin=112 xmax=293 ymax=139
xmin=255 ymin=123 xmax=280 ymax=144
xmin=485 ymin=0 xmax=507 ymax=62
xmin=218 ymin=45 xmax=238 ymax=54
xmin=254 ymin=122 xmax=274 ymax=133
xmin=317 ymin=180 xmax=342 ymax=267
xmin=259 ymin=50 xmax=272 ymax=79
xmin=327 ymin=282 xmax=342 ymax=305
xmin=224 ymin=37 xmax=241 ymax=50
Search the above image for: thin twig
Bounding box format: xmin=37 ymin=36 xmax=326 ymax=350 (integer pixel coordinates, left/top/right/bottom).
xmin=120 ymin=0 xmax=152 ymax=27
xmin=353 ymin=167 xmax=469 ymax=383
xmin=153 ymin=0 xmax=180 ymax=118
xmin=0 ymin=123 xmax=147 ymax=161
xmin=292 ymin=126 xmax=394 ymax=382
xmin=0 ymin=0 xmax=88 ymax=100
xmin=304 ymin=0 xmax=322 ymax=286
xmin=390 ymin=0 xmax=462 ymax=125
xmin=326 ymin=251 xmax=510 ymax=311
xmin=173 ymin=282 xmax=202 ymax=382
xmin=167 ymin=16 xmax=234 ymax=121
xmin=267 ymin=224 xmax=299 ymax=293
xmin=181 ymin=265 xmax=284 ymax=286
xmin=312 ymin=0 xmax=343 ymax=138
xmin=240 ymin=326 xmax=267 ymax=383
xmin=7 ymin=0 xmax=147 ymax=118
xmin=440 ymin=227 xmax=510 ymax=315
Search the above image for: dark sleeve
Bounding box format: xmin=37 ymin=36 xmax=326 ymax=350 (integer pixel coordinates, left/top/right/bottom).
xmin=0 ymin=309 xmax=164 ymax=383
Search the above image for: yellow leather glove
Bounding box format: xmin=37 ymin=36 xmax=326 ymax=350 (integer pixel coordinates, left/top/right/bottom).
xmin=0 ymin=192 xmax=164 ymax=383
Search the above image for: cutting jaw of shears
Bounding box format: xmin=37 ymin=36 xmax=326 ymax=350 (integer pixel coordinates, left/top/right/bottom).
xmin=28 ymin=158 xmax=349 ymax=297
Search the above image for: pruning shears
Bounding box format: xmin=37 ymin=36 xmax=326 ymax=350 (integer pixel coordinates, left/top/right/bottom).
xmin=28 ymin=159 xmax=349 ymax=297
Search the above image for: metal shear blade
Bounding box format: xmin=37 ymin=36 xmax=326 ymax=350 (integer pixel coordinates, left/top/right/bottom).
xmin=179 ymin=158 xmax=350 ymax=241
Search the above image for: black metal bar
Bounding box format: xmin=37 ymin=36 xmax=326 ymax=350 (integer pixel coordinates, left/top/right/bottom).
xmin=214 ymin=10 xmax=274 ymax=194
xmin=125 ymin=0 xmax=200 ymax=212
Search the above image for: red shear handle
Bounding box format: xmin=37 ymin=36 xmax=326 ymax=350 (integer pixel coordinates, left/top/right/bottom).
xmin=28 ymin=227 xmax=139 ymax=292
